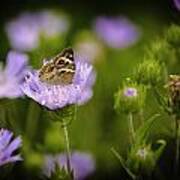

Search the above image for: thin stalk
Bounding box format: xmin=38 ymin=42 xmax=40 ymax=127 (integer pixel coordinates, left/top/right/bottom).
xmin=128 ymin=112 xmax=135 ymax=143
xmin=59 ymin=105 xmax=77 ymax=179
xmin=61 ymin=119 xmax=72 ymax=178
xmin=175 ymin=118 xmax=180 ymax=177
xmin=111 ymin=147 xmax=136 ymax=180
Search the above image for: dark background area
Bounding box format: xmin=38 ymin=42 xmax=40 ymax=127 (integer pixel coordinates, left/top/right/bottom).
xmin=0 ymin=0 xmax=175 ymax=21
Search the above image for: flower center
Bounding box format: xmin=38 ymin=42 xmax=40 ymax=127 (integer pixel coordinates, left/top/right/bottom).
xmin=136 ymin=147 xmax=148 ymax=159
xmin=124 ymin=87 xmax=137 ymax=97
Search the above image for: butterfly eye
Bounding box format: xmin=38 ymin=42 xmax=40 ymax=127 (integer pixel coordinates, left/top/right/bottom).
xmin=60 ymin=70 xmax=66 ymax=74
xmin=56 ymin=60 xmax=64 ymax=65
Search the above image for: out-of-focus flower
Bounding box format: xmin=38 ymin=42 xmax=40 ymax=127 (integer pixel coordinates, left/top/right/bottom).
xmin=5 ymin=12 xmax=40 ymax=51
xmin=0 ymin=128 xmax=22 ymax=166
xmin=174 ymin=0 xmax=180 ymax=10
xmin=57 ymin=152 xmax=95 ymax=180
xmin=75 ymin=40 xmax=103 ymax=63
xmin=38 ymin=10 xmax=69 ymax=37
xmin=0 ymin=51 xmax=28 ymax=98
xmin=21 ymin=54 xmax=96 ymax=110
xmin=42 ymin=155 xmax=55 ymax=178
xmin=5 ymin=10 xmax=70 ymax=51
xmin=43 ymin=152 xmax=95 ymax=180
xmin=93 ymin=16 xmax=140 ymax=49
xmin=74 ymin=31 xmax=104 ymax=63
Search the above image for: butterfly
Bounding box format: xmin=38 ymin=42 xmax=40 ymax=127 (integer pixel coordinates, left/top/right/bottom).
xmin=39 ymin=48 xmax=76 ymax=85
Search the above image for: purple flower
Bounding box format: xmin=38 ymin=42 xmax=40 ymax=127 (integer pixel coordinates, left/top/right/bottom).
xmin=43 ymin=155 xmax=56 ymax=178
xmin=93 ymin=16 xmax=140 ymax=49
xmin=124 ymin=87 xmax=137 ymax=97
xmin=5 ymin=10 xmax=70 ymax=51
xmin=43 ymin=152 xmax=95 ymax=180
xmin=0 ymin=51 xmax=29 ymax=98
xmin=38 ymin=10 xmax=70 ymax=37
xmin=174 ymin=0 xmax=180 ymax=10
xmin=21 ymin=54 xmax=96 ymax=110
xmin=0 ymin=128 xmax=22 ymax=166
xmin=5 ymin=12 xmax=40 ymax=51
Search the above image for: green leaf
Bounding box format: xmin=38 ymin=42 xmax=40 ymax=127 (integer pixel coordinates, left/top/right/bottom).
xmin=135 ymin=113 xmax=160 ymax=145
xmin=154 ymin=139 xmax=167 ymax=161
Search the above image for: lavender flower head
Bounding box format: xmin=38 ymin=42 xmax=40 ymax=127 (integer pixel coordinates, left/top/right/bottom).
xmin=94 ymin=16 xmax=140 ymax=49
xmin=43 ymin=152 xmax=95 ymax=180
xmin=5 ymin=10 xmax=70 ymax=51
xmin=174 ymin=0 xmax=180 ymax=10
xmin=38 ymin=10 xmax=70 ymax=37
xmin=0 ymin=51 xmax=28 ymax=98
xmin=124 ymin=87 xmax=137 ymax=97
xmin=0 ymin=128 xmax=22 ymax=166
xmin=43 ymin=155 xmax=56 ymax=178
xmin=21 ymin=54 xmax=96 ymax=110
xmin=5 ymin=12 xmax=40 ymax=51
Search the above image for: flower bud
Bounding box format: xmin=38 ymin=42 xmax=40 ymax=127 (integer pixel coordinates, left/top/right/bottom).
xmin=114 ymin=81 xmax=146 ymax=113
xmin=166 ymin=24 xmax=180 ymax=48
xmin=134 ymin=59 xmax=165 ymax=86
xmin=146 ymin=40 xmax=176 ymax=66
xmin=127 ymin=140 xmax=166 ymax=174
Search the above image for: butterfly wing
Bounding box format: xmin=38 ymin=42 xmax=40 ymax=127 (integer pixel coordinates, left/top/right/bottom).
xmin=39 ymin=48 xmax=76 ymax=85
xmin=54 ymin=48 xmax=74 ymax=65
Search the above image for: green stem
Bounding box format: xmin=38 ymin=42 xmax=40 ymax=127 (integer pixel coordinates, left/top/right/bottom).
xmin=128 ymin=112 xmax=135 ymax=143
xmin=61 ymin=120 xmax=72 ymax=178
xmin=175 ymin=118 xmax=180 ymax=177
xmin=111 ymin=147 xmax=136 ymax=180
